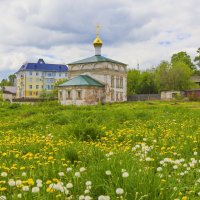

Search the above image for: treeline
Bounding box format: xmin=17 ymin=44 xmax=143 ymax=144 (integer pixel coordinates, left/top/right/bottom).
xmin=0 ymin=74 xmax=16 ymax=87
xmin=128 ymin=48 xmax=200 ymax=95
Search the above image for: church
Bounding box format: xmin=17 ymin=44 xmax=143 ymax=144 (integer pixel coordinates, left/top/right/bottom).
xmin=58 ymin=31 xmax=127 ymax=105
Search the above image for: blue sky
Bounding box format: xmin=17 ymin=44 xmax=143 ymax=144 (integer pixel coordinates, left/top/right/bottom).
xmin=0 ymin=0 xmax=200 ymax=81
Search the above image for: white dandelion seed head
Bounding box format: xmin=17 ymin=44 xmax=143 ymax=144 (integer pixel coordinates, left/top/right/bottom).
xmin=32 ymin=187 xmax=40 ymax=193
xmin=116 ymin=188 xmax=124 ymax=195
xmin=122 ymin=172 xmax=129 ymax=178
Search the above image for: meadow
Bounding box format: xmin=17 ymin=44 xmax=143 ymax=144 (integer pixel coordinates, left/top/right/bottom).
xmin=0 ymin=101 xmax=199 ymax=200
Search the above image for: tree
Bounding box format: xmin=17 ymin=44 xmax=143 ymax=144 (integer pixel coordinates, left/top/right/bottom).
xmin=0 ymin=79 xmax=9 ymax=87
xmin=155 ymin=60 xmax=195 ymax=91
xmin=171 ymin=51 xmax=195 ymax=70
xmin=194 ymin=48 xmax=200 ymax=69
xmin=169 ymin=62 xmax=193 ymax=90
xmin=127 ymin=69 xmax=141 ymax=95
xmin=138 ymin=71 xmax=158 ymax=94
xmin=8 ymin=74 xmax=16 ymax=86
xmin=0 ymin=74 xmax=16 ymax=87
xmin=155 ymin=61 xmax=171 ymax=91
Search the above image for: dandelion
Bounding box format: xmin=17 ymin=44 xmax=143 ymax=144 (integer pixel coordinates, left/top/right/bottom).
xmin=17 ymin=194 xmax=22 ymax=198
xmin=1 ymin=172 xmax=7 ymax=177
xmin=32 ymin=187 xmax=40 ymax=193
xmin=105 ymin=170 xmax=111 ymax=176
xmin=173 ymin=165 xmax=178 ymax=170
xmin=116 ymin=188 xmax=124 ymax=195
xmin=75 ymin=172 xmax=81 ymax=177
xmin=66 ymin=183 xmax=73 ymax=189
xmin=157 ymin=167 xmax=162 ymax=172
xmin=67 ymin=167 xmax=72 ymax=172
xmin=16 ymin=180 xmax=22 ymax=186
xmin=79 ymin=195 xmax=85 ymax=200
xmin=98 ymin=195 xmax=110 ymax=200
xmin=86 ymin=181 xmax=92 ymax=186
xmin=8 ymin=179 xmax=15 ymax=186
xmin=122 ymin=172 xmax=129 ymax=178
xmin=80 ymin=167 xmax=86 ymax=172
xmin=58 ymin=172 xmax=65 ymax=176
xmin=85 ymin=189 xmax=90 ymax=194
xmin=36 ymin=179 xmax=42 ymax=184
xmin=22 ymin=186 xmax=29 ymax=192
xmin=22 ymin=172 xmax=26 ymax=177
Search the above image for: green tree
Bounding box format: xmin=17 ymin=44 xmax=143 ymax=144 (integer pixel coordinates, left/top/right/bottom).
xmin=8 ymin=74 xmax=16 ymax=86
xmin=138 ymin=71 xmax=158 ymax=94
xmin=171 ymin=51 xmax=195 ymax=70
xmin=194 ymin=48 xmax=200 ymax=69
xmin=155 ymin=61 xmax=171 ymax=91
xmin=169 ymin=62 xmax=193 ymax=90
xmin=127 ymin=69 xmax=140 ymax=95
xmin=0 ymin=79 xmax=9 ymax=87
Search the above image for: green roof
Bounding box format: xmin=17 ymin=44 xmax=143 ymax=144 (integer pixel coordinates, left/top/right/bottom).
xmin=59 ymin=75 xmax=104 ymax=87
xmin=68 ymin=55 xmax=126 ymax=65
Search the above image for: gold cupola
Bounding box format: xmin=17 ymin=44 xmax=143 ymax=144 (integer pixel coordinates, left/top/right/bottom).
xmin=93 ymin=35 xmax=103 ymax=47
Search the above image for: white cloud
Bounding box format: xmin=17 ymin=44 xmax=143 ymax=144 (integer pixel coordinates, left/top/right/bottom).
xmin=0 ymin=0 xmax=200 ymax=80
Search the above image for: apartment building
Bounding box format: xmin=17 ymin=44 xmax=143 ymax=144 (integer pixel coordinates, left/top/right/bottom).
xmin=16 ymin=59 xmax=68 ymax=98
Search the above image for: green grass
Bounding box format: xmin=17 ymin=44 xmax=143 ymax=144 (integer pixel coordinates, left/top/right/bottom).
xmin=0 ymin=101 xmax=199 ymax=199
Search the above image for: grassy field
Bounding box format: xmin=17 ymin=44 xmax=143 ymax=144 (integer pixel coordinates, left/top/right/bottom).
xmin=0 ymin=101 xmax=199 ymax=200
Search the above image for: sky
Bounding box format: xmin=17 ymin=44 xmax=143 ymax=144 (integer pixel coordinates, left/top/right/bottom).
xmin=0 ymin=0 xmax=200 ymax=81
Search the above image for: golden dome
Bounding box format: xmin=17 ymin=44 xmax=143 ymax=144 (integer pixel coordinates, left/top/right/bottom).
xmin=93 ymin=35 xmax=103 ymax=46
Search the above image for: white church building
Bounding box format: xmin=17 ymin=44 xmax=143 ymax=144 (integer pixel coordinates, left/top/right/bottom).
xmin=58 ymin=32 xmax=127 ymax=105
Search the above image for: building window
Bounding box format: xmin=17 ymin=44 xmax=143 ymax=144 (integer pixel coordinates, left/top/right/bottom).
xmin=36 ymin=72 xmax=39 ymax=76
xmin=36 ymin=91 xmax=38 ymax=96
xmin=65 ymin=73 xmax=67 ymax=77
xmin=116 ymin=77 xmax=119 ymax=88
xmin=59 ymin=91 xmax=62 ymax=100
xmin=120 ymin=77 xmax=123 ymax=88
xmin=29 ymin=85 xmax=32 ymax=89
xmin=29 ymin=91 xmax=32 ymax=96
xmin=47 ymin=72 xmax=52 ymax=77
xmin=77 ymin=90 xmax=82 ymax=99
xmin=67 ymin=90 xmax=71 ymax=99
xmin=59 ymin=73 xmax=61 ymax=77
xmin=111 ymin=76 xmax=114 ymax=88
xmin=29 ymin=71 xmax=32 ymax=76
xmin=36 ymin=85 xmax=39 ymax=89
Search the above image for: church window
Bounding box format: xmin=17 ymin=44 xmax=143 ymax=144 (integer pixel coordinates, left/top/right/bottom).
xmin=111 ymin=76 xmax=114 ymax=88
xmin=67 ymin=90 xmax=71 ymax=99
xmin=59 ymin=91 xmax=62 ymax=100
xmin=77 ymin=90 xmax=82 ymax=99
xmin=120 ymin=77 xmax=123 ymax=88
xmin=116 ymin=77 xmax=119 ymax=88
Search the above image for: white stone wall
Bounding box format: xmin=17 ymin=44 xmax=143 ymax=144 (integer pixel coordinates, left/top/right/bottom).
xmin=68 ymin=61 xmax=127 ymax=103
xmin=59 ymin=86 xmax=105 ymax=105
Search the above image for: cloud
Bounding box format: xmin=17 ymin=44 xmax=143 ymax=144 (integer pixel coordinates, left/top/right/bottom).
xmin=0 ymin=0 xmax=200 ymax=80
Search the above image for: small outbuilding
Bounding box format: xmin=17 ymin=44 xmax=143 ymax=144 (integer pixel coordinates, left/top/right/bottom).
xmin=58 ymin=75 xmax=105 ymax=105
xmin=2 ymin=86 xmax=17 ymax=102
xmin=161 ymin=91 xmax=182 ymax=100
